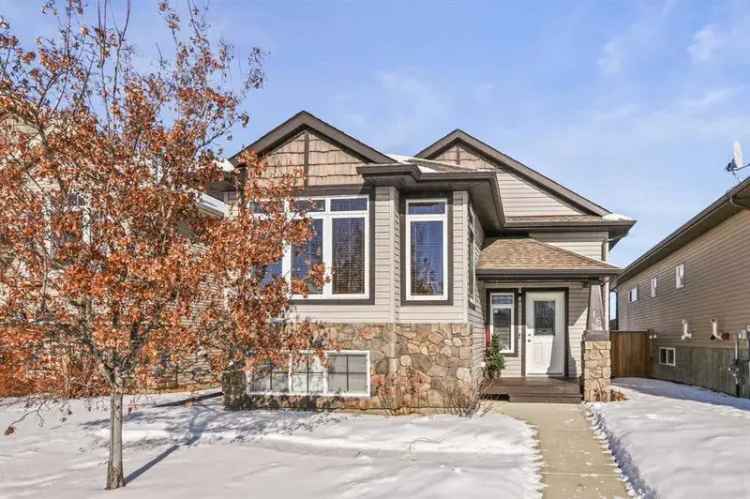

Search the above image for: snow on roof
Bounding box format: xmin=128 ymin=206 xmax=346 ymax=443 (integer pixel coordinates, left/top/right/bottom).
xmin=386 ymin=154 xmax=414 ymax=164
xmin=602 ymin=213 xmax=633 ymax=222
xmin=216 ymin=159 xmax=235 ymax=172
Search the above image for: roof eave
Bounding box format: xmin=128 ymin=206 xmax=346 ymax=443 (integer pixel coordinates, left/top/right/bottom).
xmin=616 ymin=176 xmax=750 ymax=287
xmin=476 ymin=268 xmax=620 ymax=281
xmin=415 ymin=130 xmax=610 ymax=217
xmin=231 ymin=111 xmax=394 ymax=165
xmin=357 ymin=164 xmax=505 ymax=231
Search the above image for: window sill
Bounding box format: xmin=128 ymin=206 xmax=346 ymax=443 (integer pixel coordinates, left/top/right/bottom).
xmin=248 ymin=391 xmax=370 ymax=399
xmin=289 ymin=296 xmax=373 ymax=305
xmin=402 ymin=298 xmax=452 ymax=306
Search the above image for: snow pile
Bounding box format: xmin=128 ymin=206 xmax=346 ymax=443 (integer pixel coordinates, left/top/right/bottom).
xmin=0 ymin=393 xmax=541 ymax=499
xmin=589 ymin=378 xmax=750 ymax=499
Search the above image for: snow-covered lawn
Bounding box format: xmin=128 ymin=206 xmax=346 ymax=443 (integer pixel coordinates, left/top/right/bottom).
xmin=0 ymin=392 xmax=541 ymax=498
xmin=590 ymin=378 xmax=750 ymax=499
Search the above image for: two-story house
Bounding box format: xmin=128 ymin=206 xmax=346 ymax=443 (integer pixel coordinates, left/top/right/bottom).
xmin=213 ymin=111 xmax=635 ymax=408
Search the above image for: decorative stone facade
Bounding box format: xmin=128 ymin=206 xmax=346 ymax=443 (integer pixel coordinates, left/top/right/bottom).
xmin=229 ymin=323 xmax=482 ymax=411
xmin=581 ymin=332 xmax=612 ymax=401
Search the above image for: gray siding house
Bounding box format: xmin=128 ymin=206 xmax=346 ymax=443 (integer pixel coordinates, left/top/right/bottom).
xmin=217 ymin=111 xmax=635 ymax=408
xmin=616 ymin=176 xmax=750 ymax=396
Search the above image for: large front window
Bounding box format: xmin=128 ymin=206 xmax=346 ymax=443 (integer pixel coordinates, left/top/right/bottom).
xmin=254 ymin=195 xmax=369 ymax=300
xmin=406 ymin=199 xmax=448 ymax=301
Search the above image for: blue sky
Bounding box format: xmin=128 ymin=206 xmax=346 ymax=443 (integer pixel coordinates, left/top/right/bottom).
xmin=4 ymin=0 xmax=750 ymax=267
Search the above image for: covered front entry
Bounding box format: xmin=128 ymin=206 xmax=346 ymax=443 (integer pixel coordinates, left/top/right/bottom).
xmin=525 ymin=291 xmax=566 ymax=376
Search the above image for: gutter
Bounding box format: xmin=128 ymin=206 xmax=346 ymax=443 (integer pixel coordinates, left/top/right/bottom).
xmin=617 ymin=176 xmax=750 ymax=286
xmin=476 ymin=268 xmax=620 ymax=280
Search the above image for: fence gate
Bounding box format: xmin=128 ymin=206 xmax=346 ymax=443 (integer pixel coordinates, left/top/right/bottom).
xmin=610 ymin=331 xmax=650 ymax=378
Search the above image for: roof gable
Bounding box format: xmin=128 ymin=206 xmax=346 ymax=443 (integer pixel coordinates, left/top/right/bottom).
xmin=231 ymin=111 xmax=394 ymax=165
xmin=416 ymin=130 xmax=610 ymax=217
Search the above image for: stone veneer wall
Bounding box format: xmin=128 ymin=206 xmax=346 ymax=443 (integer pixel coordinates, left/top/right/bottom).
xmin=233 ymin=323 xmax=479 ymax=411
xmin=581 ymin=333 xmax=612 ymax=401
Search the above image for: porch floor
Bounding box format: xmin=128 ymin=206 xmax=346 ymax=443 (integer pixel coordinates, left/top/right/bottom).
xmin=482 ymin=377 xmax=582 ymax=403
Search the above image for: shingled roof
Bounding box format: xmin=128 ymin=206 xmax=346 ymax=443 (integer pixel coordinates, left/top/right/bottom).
xmin=477 ymin=238 xmax=620 ymax=279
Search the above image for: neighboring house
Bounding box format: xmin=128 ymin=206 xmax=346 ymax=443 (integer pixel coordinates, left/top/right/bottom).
xmin=212 ymin=111 xmax=635 ymax=408
xmin=615 ymin=176 xmax=750 ymax=397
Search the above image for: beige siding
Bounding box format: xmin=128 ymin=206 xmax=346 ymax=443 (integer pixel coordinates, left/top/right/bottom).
xmin=496 ymin=170 xmax=581 ymax=216
xmin=261 ymin=131 xmax=365 ymax=186
xmin=481 ymin=281 xmax=589 ymax=377
xmin=262 ymin=131 xmax=306 ymax=185
xmin=530 ymin=232 xmax=607 ymax=261
xmin=398 ymin=191 xmax=468 ymax=323
xmin=468 ymin=202 xmax=486 ymax=371
xmin=428 ymin=144 xmax=583 ymax=217
xmin=618 ymin=209 xmax=750 ymax=349
xmin=290 ymin=186 xmax=394 ymax=322
xmin=307 ymin=131 xmax=364 ymax=186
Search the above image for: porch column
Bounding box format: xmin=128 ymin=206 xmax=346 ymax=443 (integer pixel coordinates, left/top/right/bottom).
xmin=581 ymin=281 xmax=612 ymax=401
xmin=586 ymin=280 xmax=606 ymax=332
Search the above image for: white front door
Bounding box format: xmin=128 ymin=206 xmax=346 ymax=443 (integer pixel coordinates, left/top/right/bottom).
xmin=525 ymin=291 xmax=565 ymax=376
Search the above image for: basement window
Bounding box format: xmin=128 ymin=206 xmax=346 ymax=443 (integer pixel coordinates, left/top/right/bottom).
xmin=659 ymin=347 xmax=676 ymax=367
xmin=248 ymin=351 xmax=370 ymax=397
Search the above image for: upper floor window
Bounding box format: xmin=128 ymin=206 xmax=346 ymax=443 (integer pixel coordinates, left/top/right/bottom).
xmin=675 ymin=264 xmax=685 ymax=289
xmin=405 ymin=199 xmax=448 ymax=301
xmin=255 ymin=195 xmax=369 ymax=300
xmin=650 ymin=276 xmax=658 ymax=298
xmin=628 ymin=287 xmax=638 ymax=303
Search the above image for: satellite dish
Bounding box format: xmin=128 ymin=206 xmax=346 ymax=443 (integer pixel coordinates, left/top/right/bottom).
xmin=727 ymin=141 xmax=745 ymax=173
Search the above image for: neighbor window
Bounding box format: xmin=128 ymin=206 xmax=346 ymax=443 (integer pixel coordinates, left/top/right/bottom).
xmin=248 ymin=351 xmax=369 ymax=397
xmin=252 ymin=195 xmax=369 ymax=299
xmin=406 ymin=199 xmax=448 ymax=301
xmin=490 ymin=293 xmax=514 ymax=353
xmin=659 ymin=347 xmax=676 ymax=367
xmin=629 ymin=287 xmax=639 ymax=303
xmin=650 ymin=277 xmax=658 ymax=298
xmin=675 ymin=264 xmax=685 ymax=289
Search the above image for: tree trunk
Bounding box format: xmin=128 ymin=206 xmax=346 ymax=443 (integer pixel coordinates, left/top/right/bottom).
xmin=106 ymin=390 xmax=126 ymax=489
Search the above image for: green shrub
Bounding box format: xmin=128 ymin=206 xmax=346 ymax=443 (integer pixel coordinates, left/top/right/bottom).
xmin=484 ymin=335 xmax=505 ymax=380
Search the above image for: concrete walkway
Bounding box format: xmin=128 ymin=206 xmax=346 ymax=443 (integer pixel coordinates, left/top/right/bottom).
xmin=489 ymin=402 xmax=629 ymax=499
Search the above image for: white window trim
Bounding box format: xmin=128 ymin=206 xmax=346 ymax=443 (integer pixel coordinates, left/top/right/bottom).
xmin=675 ymin=264 xmax=685 ymax=289
xmin=659 ymin=347 xmax=676 ymax=367
xmin=405 ymin=198 xmax=449 ymax=301
xmin=247 ymin=350 xmax=371 ymax=398
xmin=467 ymin=205 xmax=477 ymax=306
xmin=254 ymin=194 xmax=370 ymax=300
xmin=629 ymin=286 xmax=638 ymax=303
xmin=489 ymin=292 xmax=515 ymax=354
xmin=650 ymin=277 xmax=658 ymax=298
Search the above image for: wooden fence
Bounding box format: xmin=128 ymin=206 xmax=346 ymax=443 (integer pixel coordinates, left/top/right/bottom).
xmin=610 ymin=331 xmax=650 ymax=378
